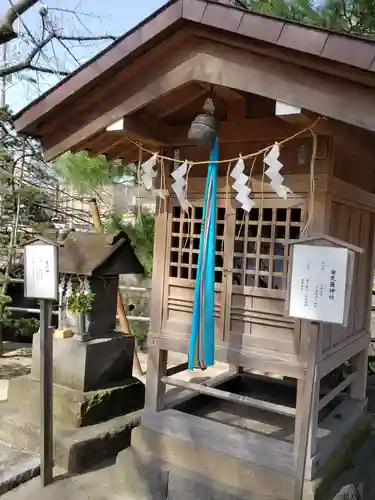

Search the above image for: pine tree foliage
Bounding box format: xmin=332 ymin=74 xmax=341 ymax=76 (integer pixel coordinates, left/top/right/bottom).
xmin=55 ymin=151 xmax=155 ymax=277
xmin=243 ymin=0 xmax=375 ymax=37
xmin=53 ymin=151 xmax=136 ymax=196
xmin=103 ymin=210 xmax=155 ymax=278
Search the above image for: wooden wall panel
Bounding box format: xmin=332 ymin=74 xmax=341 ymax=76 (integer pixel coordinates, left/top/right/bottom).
xmin=323 ymin=200 xmax=374 ymax=353
xmin=157 ymin=187 xmax=308 ymax=363
xmin=333 ymin=145 xmax=375 ymax=193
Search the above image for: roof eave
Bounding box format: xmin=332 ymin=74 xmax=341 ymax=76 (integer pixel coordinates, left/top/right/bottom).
xmin=13 ymin=0 xmax=375 ymax=137
xmin=13 ymin=0 xmax=185 ymax=134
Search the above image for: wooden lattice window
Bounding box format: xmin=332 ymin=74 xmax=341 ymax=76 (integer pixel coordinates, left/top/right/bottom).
xmin=232 ymin=207 xmax=302 ymax=290
xmin=169 ymin=205 xmax=225 ymax=283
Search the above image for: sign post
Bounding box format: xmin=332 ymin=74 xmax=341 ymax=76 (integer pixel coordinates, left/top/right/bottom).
xmin=287 ymin=243 xmax=353 ymax=325
xmin=285 ymin=235 xmax=362 ymax=500
xmin=24 ymin=238 xmax=59 ymax=487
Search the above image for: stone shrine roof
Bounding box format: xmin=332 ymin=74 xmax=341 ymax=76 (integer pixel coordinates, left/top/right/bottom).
xmin=44 ymin=230 xmax=144 ymax=277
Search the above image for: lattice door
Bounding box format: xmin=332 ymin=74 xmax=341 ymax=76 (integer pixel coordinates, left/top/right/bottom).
xmin=223 ymin=198 xmax=307 ymax=355
xmin=169 ymin=204 xmax=226 ymax=284
xmin=159 ymin=194 xmax=307 ymax=357
xmin=159 ymin=198 xmax=229 ymax=348
xmin=232 ymin=204 xmax=304 ymax=293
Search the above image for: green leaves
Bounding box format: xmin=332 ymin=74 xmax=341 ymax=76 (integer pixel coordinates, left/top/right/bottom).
xmin=125 ymin=211 xmax=155 ymax=277
xmin=67 ymin=291 xmax=96 ymax=313
xmin=53 ymin=150 xmax=134 ymax=196
xmin=244 ymin=0 xmax=375 ymax=37
xmin=103 ymin=209 xmax=155 ymax=278
xmin=54 ymin=150 xmax=155 ymax=278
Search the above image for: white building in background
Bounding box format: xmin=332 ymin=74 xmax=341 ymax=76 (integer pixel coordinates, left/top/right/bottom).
xmin=55 ymin=182 xmax=156 ymax=230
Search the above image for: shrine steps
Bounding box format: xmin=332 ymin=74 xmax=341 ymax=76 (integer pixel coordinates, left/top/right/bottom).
xmin=114 ymin=414 xmax=370 ymax=500
xmin=0 ymin=439 xmax=40 ymax=495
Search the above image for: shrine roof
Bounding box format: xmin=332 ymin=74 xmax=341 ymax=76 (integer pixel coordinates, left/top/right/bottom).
xmin=56 ymin=231 xmax=144 ymax=276
xmin=11 ymin=0 xmax=375 ymax=163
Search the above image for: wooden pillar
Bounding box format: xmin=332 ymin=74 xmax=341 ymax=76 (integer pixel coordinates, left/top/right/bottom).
xmin=144 ymin=162 xmax=169 ymax=412
xmin=294 ymin=321 xmax=319 ymax=498
xmin=145 ymin=346 xmax=168 ymax=411
xmin=350 ymin=349 xmax=368 ymax=402
xmin=350 ymin=215 xmax=375 ymax=403
xmin=294 ymin=321 xmax=320 ymax=459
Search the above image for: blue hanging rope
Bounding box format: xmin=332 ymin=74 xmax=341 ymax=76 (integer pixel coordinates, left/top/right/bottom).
xmin=188 ymin=138 xmax=219 ymax=370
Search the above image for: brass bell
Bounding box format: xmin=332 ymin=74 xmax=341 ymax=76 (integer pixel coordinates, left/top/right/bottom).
xmin=188 ymin=97 xmax=218 ymax=148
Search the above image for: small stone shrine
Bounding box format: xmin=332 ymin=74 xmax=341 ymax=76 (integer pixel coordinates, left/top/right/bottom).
xmin=1 ymin=230 xmax=145 ymax=472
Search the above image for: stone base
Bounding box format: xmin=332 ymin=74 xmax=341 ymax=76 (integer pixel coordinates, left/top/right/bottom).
xmin=8 ymin=375 xmax=145 ymax=427
xmin=0 ymin=399 xmax=141 ymax=473
xmin=31 ymin=332 xmax=134 ymax=392
xmin=113 ymin=417 xmax=372 ymax=500
xmin=0 ymin=441 xmax=40 ymax=495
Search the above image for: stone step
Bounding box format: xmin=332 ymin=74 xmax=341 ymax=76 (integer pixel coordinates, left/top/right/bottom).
xmin=0 ymin=440 xmax=40 ymax=495
xmin=7 ymin=375 xmax=145 ymax=427
xmin=0 ymin=400 xmax=140 ymax=473
xmin=114 ymin=447 xmax=285 ymax=500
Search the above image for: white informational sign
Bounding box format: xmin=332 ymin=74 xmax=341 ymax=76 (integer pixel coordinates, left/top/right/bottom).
xmin=288 ymin=244 xmax=350 ymax=325
xmin=24 ymin=243 xmax=58 ymax=300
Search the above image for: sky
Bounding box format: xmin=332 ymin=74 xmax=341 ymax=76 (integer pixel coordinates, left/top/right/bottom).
xmin=0 ymin=0 xmax=167 ymax=111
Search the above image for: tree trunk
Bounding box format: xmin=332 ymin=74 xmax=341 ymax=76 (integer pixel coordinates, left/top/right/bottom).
xmin=0 ymin=0 xmax=39 ymax=43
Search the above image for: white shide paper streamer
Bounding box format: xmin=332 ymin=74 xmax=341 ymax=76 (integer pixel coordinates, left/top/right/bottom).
xmin=230 ymin=157 xmax=254 ymax=213
xmin=141 ymin=153 xmax=158 ymax=190
xmin=264 ymin=144 xmax=292 ymax=200
xmin=171 ymin=160 xmax=191 ymax=212
xmin=140 ymin=153 xmax=167 ymax=199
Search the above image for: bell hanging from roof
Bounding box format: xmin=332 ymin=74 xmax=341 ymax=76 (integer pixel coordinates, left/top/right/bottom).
xmin=188 ymin=96 xmax=218 ymax=148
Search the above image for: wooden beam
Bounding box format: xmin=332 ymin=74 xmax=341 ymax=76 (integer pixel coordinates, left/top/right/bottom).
xmin=227 ymin=98 xmax=246 ymax=121
xmin=195 ymin=42 xmax=375 ymax=132
xmin=166 ymin=362 xmax=189 ymax=377
xmin=276 ymin=107 xmax=375 ymax=161
xmin=42 ymin=42 xmax=375 ymax=160
xmin=106 ymin=113 xmax=172 ymax=147
xmin=198 ymin=82 xmax=244 ymax=102
xmin=153 ymin=116 xmax=298 ymax=146
xmin=319 ymin=372 xmax=356 ymax=411
xmin=212 ymin=117 xmax=297 ymax=144
xmin=14 ymin=16 xmax=192 ymax=134
xmin=41 ymin=54 xmax=199 ymax=161
xmin=98 ymin=136 xmax=131 ymax=156
xmin=316 ymin=117 xmax=375 ymax=161
xmin=275 ymin=101 xmax=308 ymax=127
xmin=60 ymin=116 xmax=301 ymax=161
xmin=198 ymin=82 xmax=246 ymax=120
xmin=161 ymin=376 xmax=296 ymax=416
xmin=152 ymin=84 xmax=207 ymax=119
xmin=142 ymin=409 xmax=295 ymax=476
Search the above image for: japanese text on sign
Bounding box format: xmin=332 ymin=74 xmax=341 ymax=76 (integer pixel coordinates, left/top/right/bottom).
xmin=24 ymin=243 xmax=58 ymax=300
xmin=288 ymin=245 xmax=349 ymax=325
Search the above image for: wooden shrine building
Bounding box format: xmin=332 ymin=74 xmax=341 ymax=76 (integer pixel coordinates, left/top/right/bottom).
xmin=13 ymin=1 xmax=375 ymax=498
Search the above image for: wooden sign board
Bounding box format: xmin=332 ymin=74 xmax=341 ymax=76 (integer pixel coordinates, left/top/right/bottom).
xmin=24 ymin=241 xmax=59 ymax=301
xmin=286 ymin=243 xmax=354 ymax=326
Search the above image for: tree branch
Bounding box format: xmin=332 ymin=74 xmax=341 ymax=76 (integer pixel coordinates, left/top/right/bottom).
xmin=0 ymin=28 xmax=117 ymax=78
xmin=0 ymin=31 xmax=61 ymax=77
xmin=28 ymin=65 xmax=69 ymax=76
xmin=0 ymin=0 xmax=39 ymax=43
xmin=57 ymin=35 xmax=118 ymax=42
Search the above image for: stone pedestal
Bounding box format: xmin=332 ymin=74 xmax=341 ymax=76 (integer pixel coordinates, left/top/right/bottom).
xmin=23 ymin=332 xmax=145 ymax=427
xmin=31 ymin=332 xmax=134 ymax=392
xmin=8 ymin=375 xmax=144 ymax=428
xmin=1 ymin=330 xmax=145 ymax=472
